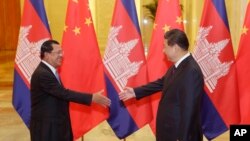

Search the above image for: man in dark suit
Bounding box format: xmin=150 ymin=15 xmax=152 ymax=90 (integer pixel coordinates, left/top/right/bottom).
xmin=119 ymin=29 xmax=204 ymax=141
xmin=30 ymin=40 xmax=111 ymax=141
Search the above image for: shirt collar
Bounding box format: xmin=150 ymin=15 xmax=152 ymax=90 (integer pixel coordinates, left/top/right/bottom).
xmin=41 ymin=60 xmax=57 ymax=75
xmin=174 ymin=52 xmax=190 ymax=68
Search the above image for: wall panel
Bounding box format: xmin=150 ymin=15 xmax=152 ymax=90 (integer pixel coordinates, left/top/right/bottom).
xmin=0 ymin=0 xmax=20 ymax=51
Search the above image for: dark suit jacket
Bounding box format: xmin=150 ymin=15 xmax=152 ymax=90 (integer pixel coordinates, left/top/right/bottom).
xmin=30 ymin=62 xmax=93 ymax=141
xmin=134 ymin=55 xmax=204 ymax=141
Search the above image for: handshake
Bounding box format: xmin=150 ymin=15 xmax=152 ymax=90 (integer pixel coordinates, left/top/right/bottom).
xmin=92 ymin=87 xmax=136 ymax=107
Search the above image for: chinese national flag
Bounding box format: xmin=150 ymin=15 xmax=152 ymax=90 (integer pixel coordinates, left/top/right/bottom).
xmin=103 ymin=0 xmax=152 ymax=138
xmin=60 ymin=0 xmax=108 ymax=139
xmin=236 ymin=2 xmax=250 ymax=124
xmin=146 ymin=0 xmax=183 ymax=134
xmin=193 ymin=0 xmax=240 ymax=139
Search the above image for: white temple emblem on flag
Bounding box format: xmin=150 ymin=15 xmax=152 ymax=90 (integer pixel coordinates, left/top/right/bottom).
xmin=104 ymin=26 xmax=143 ymax=91
xmin=193 ymin=26 xmax=233 ymax=93
xmin=15 ymin=25 xmax=49 ymax=82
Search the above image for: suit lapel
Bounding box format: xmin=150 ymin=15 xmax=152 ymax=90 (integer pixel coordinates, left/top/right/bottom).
xmin=163 ymin=55 xmax=193 ymax=92
xmin=40 ymin=62 xmax=54 ymax=74
xmin=40 ymin=62 xmax=64 ymax=86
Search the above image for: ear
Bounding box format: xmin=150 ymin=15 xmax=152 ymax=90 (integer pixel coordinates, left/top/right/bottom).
xmin=173 ymin=44 xmax=178 ymax=52
xmin=44 ymin=52 xmax=50 ymax=59
xmin=174 ymin=44 xmax=181 ymax=51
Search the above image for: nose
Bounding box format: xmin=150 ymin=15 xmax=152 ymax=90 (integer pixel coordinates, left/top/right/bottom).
xmin=163 ymin=48 xmax=166 ymax=53
xmin=59 ymin=51 xmax=64 ymax=56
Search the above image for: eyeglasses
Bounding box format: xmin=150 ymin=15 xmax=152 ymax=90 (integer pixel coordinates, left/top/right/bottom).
xmin=50 ymin=50 xmax=64 ymax=55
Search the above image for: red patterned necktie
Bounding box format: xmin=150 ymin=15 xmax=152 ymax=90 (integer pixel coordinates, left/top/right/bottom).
xmin=172 ymin=66 xmax=176 ymax=75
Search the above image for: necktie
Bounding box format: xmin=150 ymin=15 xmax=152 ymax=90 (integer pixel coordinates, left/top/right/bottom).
xmin=55 ymin=71 xmax=61 ymax=84
xmin=172 ymin=66 xmax=177 ymax=75
xmin=168 ymin=66 xmax=176 ymax=84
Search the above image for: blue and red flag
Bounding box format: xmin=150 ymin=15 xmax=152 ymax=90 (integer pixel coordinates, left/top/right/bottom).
xmin=103 ymin=0 xmax=152 ymax=138
xmin=193 ymin=0 xmax=240 ymax=139
xmin=12 ymin=0 xmax=51 ymax=127
xmin=146 ymin=0 xmax=183 ymax=134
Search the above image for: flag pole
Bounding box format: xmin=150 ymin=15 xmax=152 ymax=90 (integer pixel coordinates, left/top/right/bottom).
xmin=81 ymin=136 xmax=84 ymax=141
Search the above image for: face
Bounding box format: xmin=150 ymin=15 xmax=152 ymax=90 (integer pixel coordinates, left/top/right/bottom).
xmin=163 ymin=39 xmax=176 ymax=62
xmin=45 ymin=44 xmax=63 ymax=68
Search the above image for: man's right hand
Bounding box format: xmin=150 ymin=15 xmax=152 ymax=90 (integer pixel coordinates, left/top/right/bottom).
xmin=92 ymin=90 xmax=111 ymax=107
xmin=119 ymin=87 xmax=136 ymax=101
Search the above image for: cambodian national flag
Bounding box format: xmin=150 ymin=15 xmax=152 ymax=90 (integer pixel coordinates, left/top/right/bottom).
xmin=12 ymin=0 xmax=51 ymax=127
xmin=103 ymin=0 xmax=152 ymax=139
xmin=193 ymin=0 xmax=240 ymax=140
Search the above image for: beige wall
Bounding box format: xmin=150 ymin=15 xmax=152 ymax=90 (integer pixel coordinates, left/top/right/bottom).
xmin=0 ymin=0 xmax=20 ymax=50
xmin=18 ymin=0 xmax=249 ymax=140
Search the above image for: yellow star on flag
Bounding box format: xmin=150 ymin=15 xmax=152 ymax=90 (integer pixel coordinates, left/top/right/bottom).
xmin=242 ymin=25 xmax=249 ymax=35
xmin=72 ymin=0 xmax=78 ymax=3
xmin=153 ymin=23 xmax=157 ymax=29
xmin=162 ymin=24 xmax=171 ymax=33
xmin=85 ymin=17 xmax=92 ymax=26
xmin=176 ymin=16 xmax=182 ymax=24
xmin=63 ymin=25 xmax=68 ymax=32
xmin=73 ymin=26 xmax=80 ymax=35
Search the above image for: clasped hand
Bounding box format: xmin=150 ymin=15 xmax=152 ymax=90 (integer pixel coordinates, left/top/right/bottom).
xmin=119 ymin=87 xmax=136 ymax=101
xmin=92 ymin=87 xmax=136 ymax=107
xmin=92 ymin=90 xmax=111 ymax=107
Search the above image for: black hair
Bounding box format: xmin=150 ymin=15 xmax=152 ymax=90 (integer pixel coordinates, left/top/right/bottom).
xmin=40 ymin=40 xmax=59 ymax=59
xmin=164 ymin=29 xmax=189 ymax=51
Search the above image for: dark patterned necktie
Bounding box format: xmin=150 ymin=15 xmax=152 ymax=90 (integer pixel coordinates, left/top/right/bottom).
xmin=172 ymin=66 xmax=177 ymax=75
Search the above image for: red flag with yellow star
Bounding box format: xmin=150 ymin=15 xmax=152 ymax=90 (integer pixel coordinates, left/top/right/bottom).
xmin=146 ymin=0 xmax=183 ymax=134
xmin=59 ymin=0 xmax=108 ymax=139
xmin=236 ymin=2 xmax=250 ymax=124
